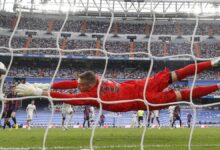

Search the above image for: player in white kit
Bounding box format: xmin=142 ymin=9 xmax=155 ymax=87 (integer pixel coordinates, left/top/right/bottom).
xmin=150 ymin=110 xmax=160 ymax=128
xmin=62 ymin=103 xmax=74 ymax=130
xmin=26 ymin=100 xmax=37 ymax=130
xmin=90 ymin=106 xmax=95 ymax=126
xmin=168 ymin=105 xmax=175 ymax=127
xmin=131 ymin=111 xmax=137 ymax=128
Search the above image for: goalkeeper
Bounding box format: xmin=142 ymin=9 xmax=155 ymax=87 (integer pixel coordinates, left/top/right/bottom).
xmin=15 ymin=59 xmax=220 ymax=112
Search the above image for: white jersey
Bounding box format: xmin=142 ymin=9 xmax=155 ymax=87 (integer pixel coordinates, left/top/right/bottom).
xmin=168 ymin=106 xmax=175 ymax=117
xmin=132 ymin=113 xmax=137 ymax=122
xmin=26 ymin=104 xmax=36 ymax=115
xmin=90 ymin=106 xmax=95 ymax=120
xmin=26 ymin=104 xmax=36 ymax=120
xmin=62 ymin=103 xmax=73 ymax=114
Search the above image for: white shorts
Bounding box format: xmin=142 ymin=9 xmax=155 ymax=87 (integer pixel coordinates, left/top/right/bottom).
xmin=151 ymin=110 xmax=160 ymax=118
xmin=62 ymin=109 xmax=73 ymax=118
xmin=90 ymin=114 xmax=95 ymax=121
xmin=27 ymin=113 xmax=33 ymax=120
xmin=132 ymin=118 xmax=137 ymax=124
xmin=169 ymin=115 xmax=173 ymax=121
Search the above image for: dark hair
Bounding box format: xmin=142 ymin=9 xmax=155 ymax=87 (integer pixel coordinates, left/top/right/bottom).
xmin=79 ymin=71 xmax=97 ymax=85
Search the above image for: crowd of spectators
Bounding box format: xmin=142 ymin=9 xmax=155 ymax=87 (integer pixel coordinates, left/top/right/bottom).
xmin=4 ymin=68 xmax=220 ymax=96
xmin=1 ymin=13 xmax=220 ymax=90
xmin=1 ymin=13 xmax=220 ymax=35
xmin=1 ymin=35 xmax=220 ymax=58
xmin=1 ymin=13 xmax=220 ymax=129
xmin=7 ymin=62 xmax=149 ymax=79
xmin=1 ymin=59 xmax=219 ymax=80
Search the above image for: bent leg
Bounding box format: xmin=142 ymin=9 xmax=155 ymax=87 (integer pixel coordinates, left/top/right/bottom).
xmin=171 ymin=61 xmax=212 ymax=82
xmin=179 ymin=118 xmax=182 ymax=127
xmin=156 ymin=117 xmax=160 ymax=126
xmin=150 ymin=84 xmax=219 ymax=104
xmin=11 ymin=112 xmax=17 ymax=125
xmin=62 ymin=115 xmax=65 ymax=127
xmin=67 ymin=112 xmax=73 ymax=128
xmin=83 ymin=119 xmax=86 ymax=128
xmin=179 ymin=85 xmax=219 ymax=101
xmin=172 ymin=118 xmax=176 ymax=128
xmin=6 ymin=118 xmax=11 ymax=128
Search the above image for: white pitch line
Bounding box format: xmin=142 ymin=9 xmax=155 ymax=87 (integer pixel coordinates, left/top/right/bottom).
xmin=1 ymin=144 xmax=220 ymax=150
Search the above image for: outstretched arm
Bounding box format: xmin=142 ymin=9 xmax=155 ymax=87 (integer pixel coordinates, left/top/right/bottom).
xmin=31 ymin=80 xmax=78 ymax=91
xmin=51 ymin=80 xmax=78 ymax=89
xmin=43 ymin=91 xmax=99 ymax=106
xmin=16 ymin=84 xmax=99 ymax=107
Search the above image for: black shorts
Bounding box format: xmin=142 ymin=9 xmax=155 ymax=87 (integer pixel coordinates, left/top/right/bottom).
xmin=138 ymin=116 xmax=143 ymax=122
xmin=174 ymin=116 xmax=181 ymax=120
xmin=84 ymin=116 xmax=89 ymax=120
xmin=6 ymin=111 xmax=12 ymax=118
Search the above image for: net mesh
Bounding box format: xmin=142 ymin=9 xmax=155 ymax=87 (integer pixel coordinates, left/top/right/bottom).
xmin=0 ymin=1 xmax=220 ymax=150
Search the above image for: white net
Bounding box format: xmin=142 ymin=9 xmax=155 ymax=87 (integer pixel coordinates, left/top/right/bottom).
xmin=0 ymin=0 xmax=220 ymax=150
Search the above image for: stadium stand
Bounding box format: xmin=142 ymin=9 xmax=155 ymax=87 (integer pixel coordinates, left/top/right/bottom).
xmin=1 ymin=9 xmax=220 ymax=130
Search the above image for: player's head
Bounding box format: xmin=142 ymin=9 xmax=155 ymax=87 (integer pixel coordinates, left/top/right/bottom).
xmin=78 ymin=71 xmax=97 ymax=92
xmin=31 ymin=100 xmax=35 ymax=105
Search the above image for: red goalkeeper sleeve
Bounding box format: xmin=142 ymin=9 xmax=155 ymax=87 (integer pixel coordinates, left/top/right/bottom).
xmin=50 ymin=91 xmax=99 ymax=107
xmin=51 ymin=80 xmax=78 ymax=89
xmin=175 ymin=61 xmax=212 ymax=81
xmin=180 ymin=85 xmax=219 ymax=100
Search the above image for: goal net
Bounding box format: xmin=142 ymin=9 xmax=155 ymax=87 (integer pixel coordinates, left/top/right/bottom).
xmin=0 ymin=0 xmax=220 ymax=150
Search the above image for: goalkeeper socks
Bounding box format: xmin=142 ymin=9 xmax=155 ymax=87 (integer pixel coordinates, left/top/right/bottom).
xmin=180 ymin=85 xmax=218 ymax=100
xmin=175 ymin=61 xmax=212 ymax=81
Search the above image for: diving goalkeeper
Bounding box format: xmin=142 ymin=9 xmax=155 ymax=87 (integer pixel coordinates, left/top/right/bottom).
xmin=14 ymin=59 xmax=220 ymax=112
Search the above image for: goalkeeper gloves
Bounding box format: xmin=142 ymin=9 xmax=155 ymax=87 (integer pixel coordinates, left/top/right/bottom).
xmin=15 ymin=83 xmax=43 ymax=96
xmin=212 ymin=57 xmax=220 ymax=67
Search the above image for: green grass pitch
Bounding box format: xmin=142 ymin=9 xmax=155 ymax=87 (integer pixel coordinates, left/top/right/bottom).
xmin=0 ymin=128 xmax=220 ymax=150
